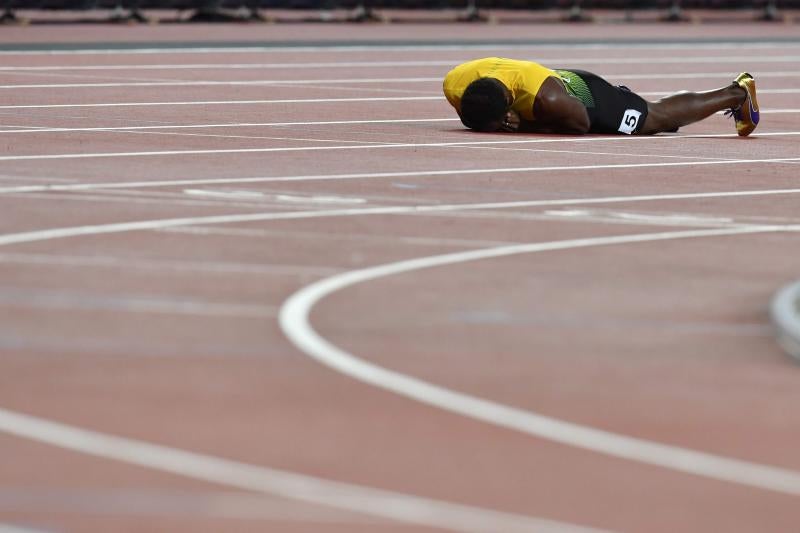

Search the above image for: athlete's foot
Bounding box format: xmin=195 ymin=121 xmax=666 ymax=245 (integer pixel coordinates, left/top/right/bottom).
xmin=726 ymin=73 xmax=759 ymax=136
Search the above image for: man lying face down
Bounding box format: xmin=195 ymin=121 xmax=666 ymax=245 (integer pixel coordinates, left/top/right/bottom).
xmin=443 ymin=57 xmax=758 ymax=136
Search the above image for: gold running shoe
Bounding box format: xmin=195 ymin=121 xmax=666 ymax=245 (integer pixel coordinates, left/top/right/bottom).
xmin=729 ymin=72 xmax=760 ymax=137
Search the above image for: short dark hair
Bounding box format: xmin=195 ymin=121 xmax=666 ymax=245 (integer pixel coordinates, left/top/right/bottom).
xmin=460 ymin=78 xmax=508 ymax=132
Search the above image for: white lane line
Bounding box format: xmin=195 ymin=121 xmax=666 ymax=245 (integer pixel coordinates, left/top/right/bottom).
xmin=0 ymin=287 xmax=278 ymax=318
xmin=1 ymin=42 xmax=797 ymax=55
xmin=0 ymin=68 xmax=186 ymax=86
xmin=0 ymin=525 xmax=49 ymax=533
xmin=457 ymin=145 xmax=742 ymax=163
xmin=638 ymin=88 xmax=800 ymax=97
xmin=0 ymin=77 xmax=440 ymax=89
xmin=279 ymin=224 xmax=800 ymax=496
xmin=546 ymin=209 xmax=734 ymax=225
xmin=183 ymin=189 xmax=367 ymax=204
xmin=0 ymin=488 xmax=388 ymax=524
xmin=3 ymin=148 xmax=800 ymax=195
xmin=1 ymin=71 xmax=799 ymax=89
xmin=449 ymin=208 xmax=745 ymax=229
xmin=5 ymin=110 xmax=800 ymax=135
xmin=161 ymin=225 xmax=519 ymax=249
xmin=0 ymin=89 xmax=797 ymax=109
xmin=182 ymin=189 xmax=270 ymax=199
xmin=0 ymin=190 xmax=323 ymax=212
xmin=0 ymin=251 xmax=340 ymax=277
xmin=2 ymin=137 xmax=800 ymax=163
xmin=0 ymin=188 xmax=797 ymax=502
xmin=0 ymin=408 xmax=607 ymax=533
xmin=1 ymin=56 xmax=798 ymax=71
xmin=102 ymin=129 xmax=404 ymax=147
xmin=0 ymin=96 xmax=442 ymax=110
xmin=2 ymin=188 xmax=800 ymax=249
xmin=0 ymin=118 xmax=458 ymax=134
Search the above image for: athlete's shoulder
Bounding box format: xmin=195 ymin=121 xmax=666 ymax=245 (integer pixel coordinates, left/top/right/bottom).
xmin=444 ymin=57 xmax=492 ymax=87
xmin=448 ymin=57 xmax=499 ymax=73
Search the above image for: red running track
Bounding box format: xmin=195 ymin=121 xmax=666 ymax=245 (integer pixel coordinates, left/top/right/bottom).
xmin=0 ymin=22 xmax=799 ymax=533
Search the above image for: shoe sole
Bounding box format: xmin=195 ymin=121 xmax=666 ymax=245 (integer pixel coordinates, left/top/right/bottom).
xmin=736 ymin=72 xmax=759 ymax=137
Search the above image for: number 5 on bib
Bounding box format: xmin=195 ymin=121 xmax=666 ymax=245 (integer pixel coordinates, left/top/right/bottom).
xmin=618 ymin=109 xmax=642 ymax=134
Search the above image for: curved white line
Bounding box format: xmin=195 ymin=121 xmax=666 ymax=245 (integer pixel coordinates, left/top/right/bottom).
xmin=279 ymin=225 xmax=800 ymax=496
xmin=0 ymin=191 xmax=796 ymax=528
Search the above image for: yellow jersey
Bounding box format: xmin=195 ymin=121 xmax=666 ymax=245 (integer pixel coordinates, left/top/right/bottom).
xmin=442 ymin=57 xmax=556 ymax=121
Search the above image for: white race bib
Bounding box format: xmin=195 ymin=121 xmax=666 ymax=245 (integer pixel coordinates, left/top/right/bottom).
xmin=618 ymin=109 xmax=642 ymax=135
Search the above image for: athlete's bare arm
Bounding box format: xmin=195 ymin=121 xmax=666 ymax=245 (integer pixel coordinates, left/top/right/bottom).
xmin=520 ymin=77 xmax=590 ymax=134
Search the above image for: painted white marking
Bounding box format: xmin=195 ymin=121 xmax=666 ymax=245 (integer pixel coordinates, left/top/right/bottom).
xmin=0 ymin=408 xmax=606 ymax=533
xmin=2 ymin=137 xmax=800 ymax=163
xmin=0 ymin=525 xmax=48 ymax=533
xmin=611 ymin=212 xmax=734 ymax=224
xmin=544 ymin=209 xmax=590 ymax=217
xmin=639 ymin=88 xmax=800 ymax=97
xmin=278 ymin=224 xmax=800 ymax=495
xmin=439 ymin=208 xmax=744 ymax=229
xmin=1 ymin=140 xmax=800 ymax=195
xmin=6 ymin=109 xmax=800 ymax=135
xmin=0 ymin=89 xmax=797 ymax=110
xmin=183 ymin=189 xmax=367 ymax=204
xmin=0 ymin=251 xmax=339 ymax=277
xmin=277 ymin=195 xmax=367 ymax=205
xmin=614 ymin=71 xmax=800 ymax=80
xmin=162 ymin=225 xmax=518 ymax=249
xmin=1 ymin=71 xmax=799 ymax=89
xmin=0 ymin=42 xmax=796 ymax=55
xmin=0 ymin=96 xmax=442 ymax=109
xmin=0 ymin=187 xmax=797 ymax=501
xmin=748 ymin=108 xmax=800 ymax=113
xmin=544 ymin=209 xmax=735 ymax=226
xmin=182 ymin=189 xmax=267 ymax=199
xmin=108 ymin=129 xmax=398 ymax=147
xmin=0 ymin=287 xmax=278 ymax=318
xmin=0 ymin=489 xmax=388 ymax=524
xmin=0 ymin=77 xmax=441 ymax=89
xmin=0 ymin=174 xmax=75 ymax=183
xmin=2 ymin=188 xmax=800 ymax=250
xmin=0 ymin=118 xmax=457 ymax=134
xmin=0 ymin=189 xmax=320 ymax=212
xmin=0 ymin=61 xmax=455 ymax=71
xmin=0 ymin=56 xmax=797 ymax=71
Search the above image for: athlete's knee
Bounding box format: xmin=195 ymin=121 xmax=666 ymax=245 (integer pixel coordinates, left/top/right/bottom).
xmin=638 ymin=102 xmax=669 ymax=134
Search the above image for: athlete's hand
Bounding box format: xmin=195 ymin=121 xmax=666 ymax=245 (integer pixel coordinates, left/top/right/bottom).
xmin=500 ymin=110 xmax=521 ymax=132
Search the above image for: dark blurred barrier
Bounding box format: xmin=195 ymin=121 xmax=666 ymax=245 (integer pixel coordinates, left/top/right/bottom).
xmin=1 ymin=0 xmax=798 ymax=23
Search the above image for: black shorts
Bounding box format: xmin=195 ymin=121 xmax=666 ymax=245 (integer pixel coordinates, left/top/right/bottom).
xmin=554 ymin=69 xmax=649 ymax=135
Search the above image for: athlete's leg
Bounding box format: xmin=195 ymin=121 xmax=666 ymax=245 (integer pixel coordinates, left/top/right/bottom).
xmin=639 ymin=84 xmax=746 ymax=134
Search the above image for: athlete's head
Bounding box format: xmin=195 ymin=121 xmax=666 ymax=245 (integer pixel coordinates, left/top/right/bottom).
xmin=460 ymin=78 xmax=511 ymax=132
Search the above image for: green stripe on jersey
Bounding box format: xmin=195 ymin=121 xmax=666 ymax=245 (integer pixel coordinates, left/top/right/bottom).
xmin=555 ymin=70 xmax=595 ymax=108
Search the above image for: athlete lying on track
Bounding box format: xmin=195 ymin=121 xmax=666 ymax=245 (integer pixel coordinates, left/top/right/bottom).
xmin=443 ymin=57 xmax=759 ymax=136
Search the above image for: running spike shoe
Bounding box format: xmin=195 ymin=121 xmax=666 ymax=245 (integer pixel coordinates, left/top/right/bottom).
xmin=727 ymin=72 xmax=759 ymax=137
